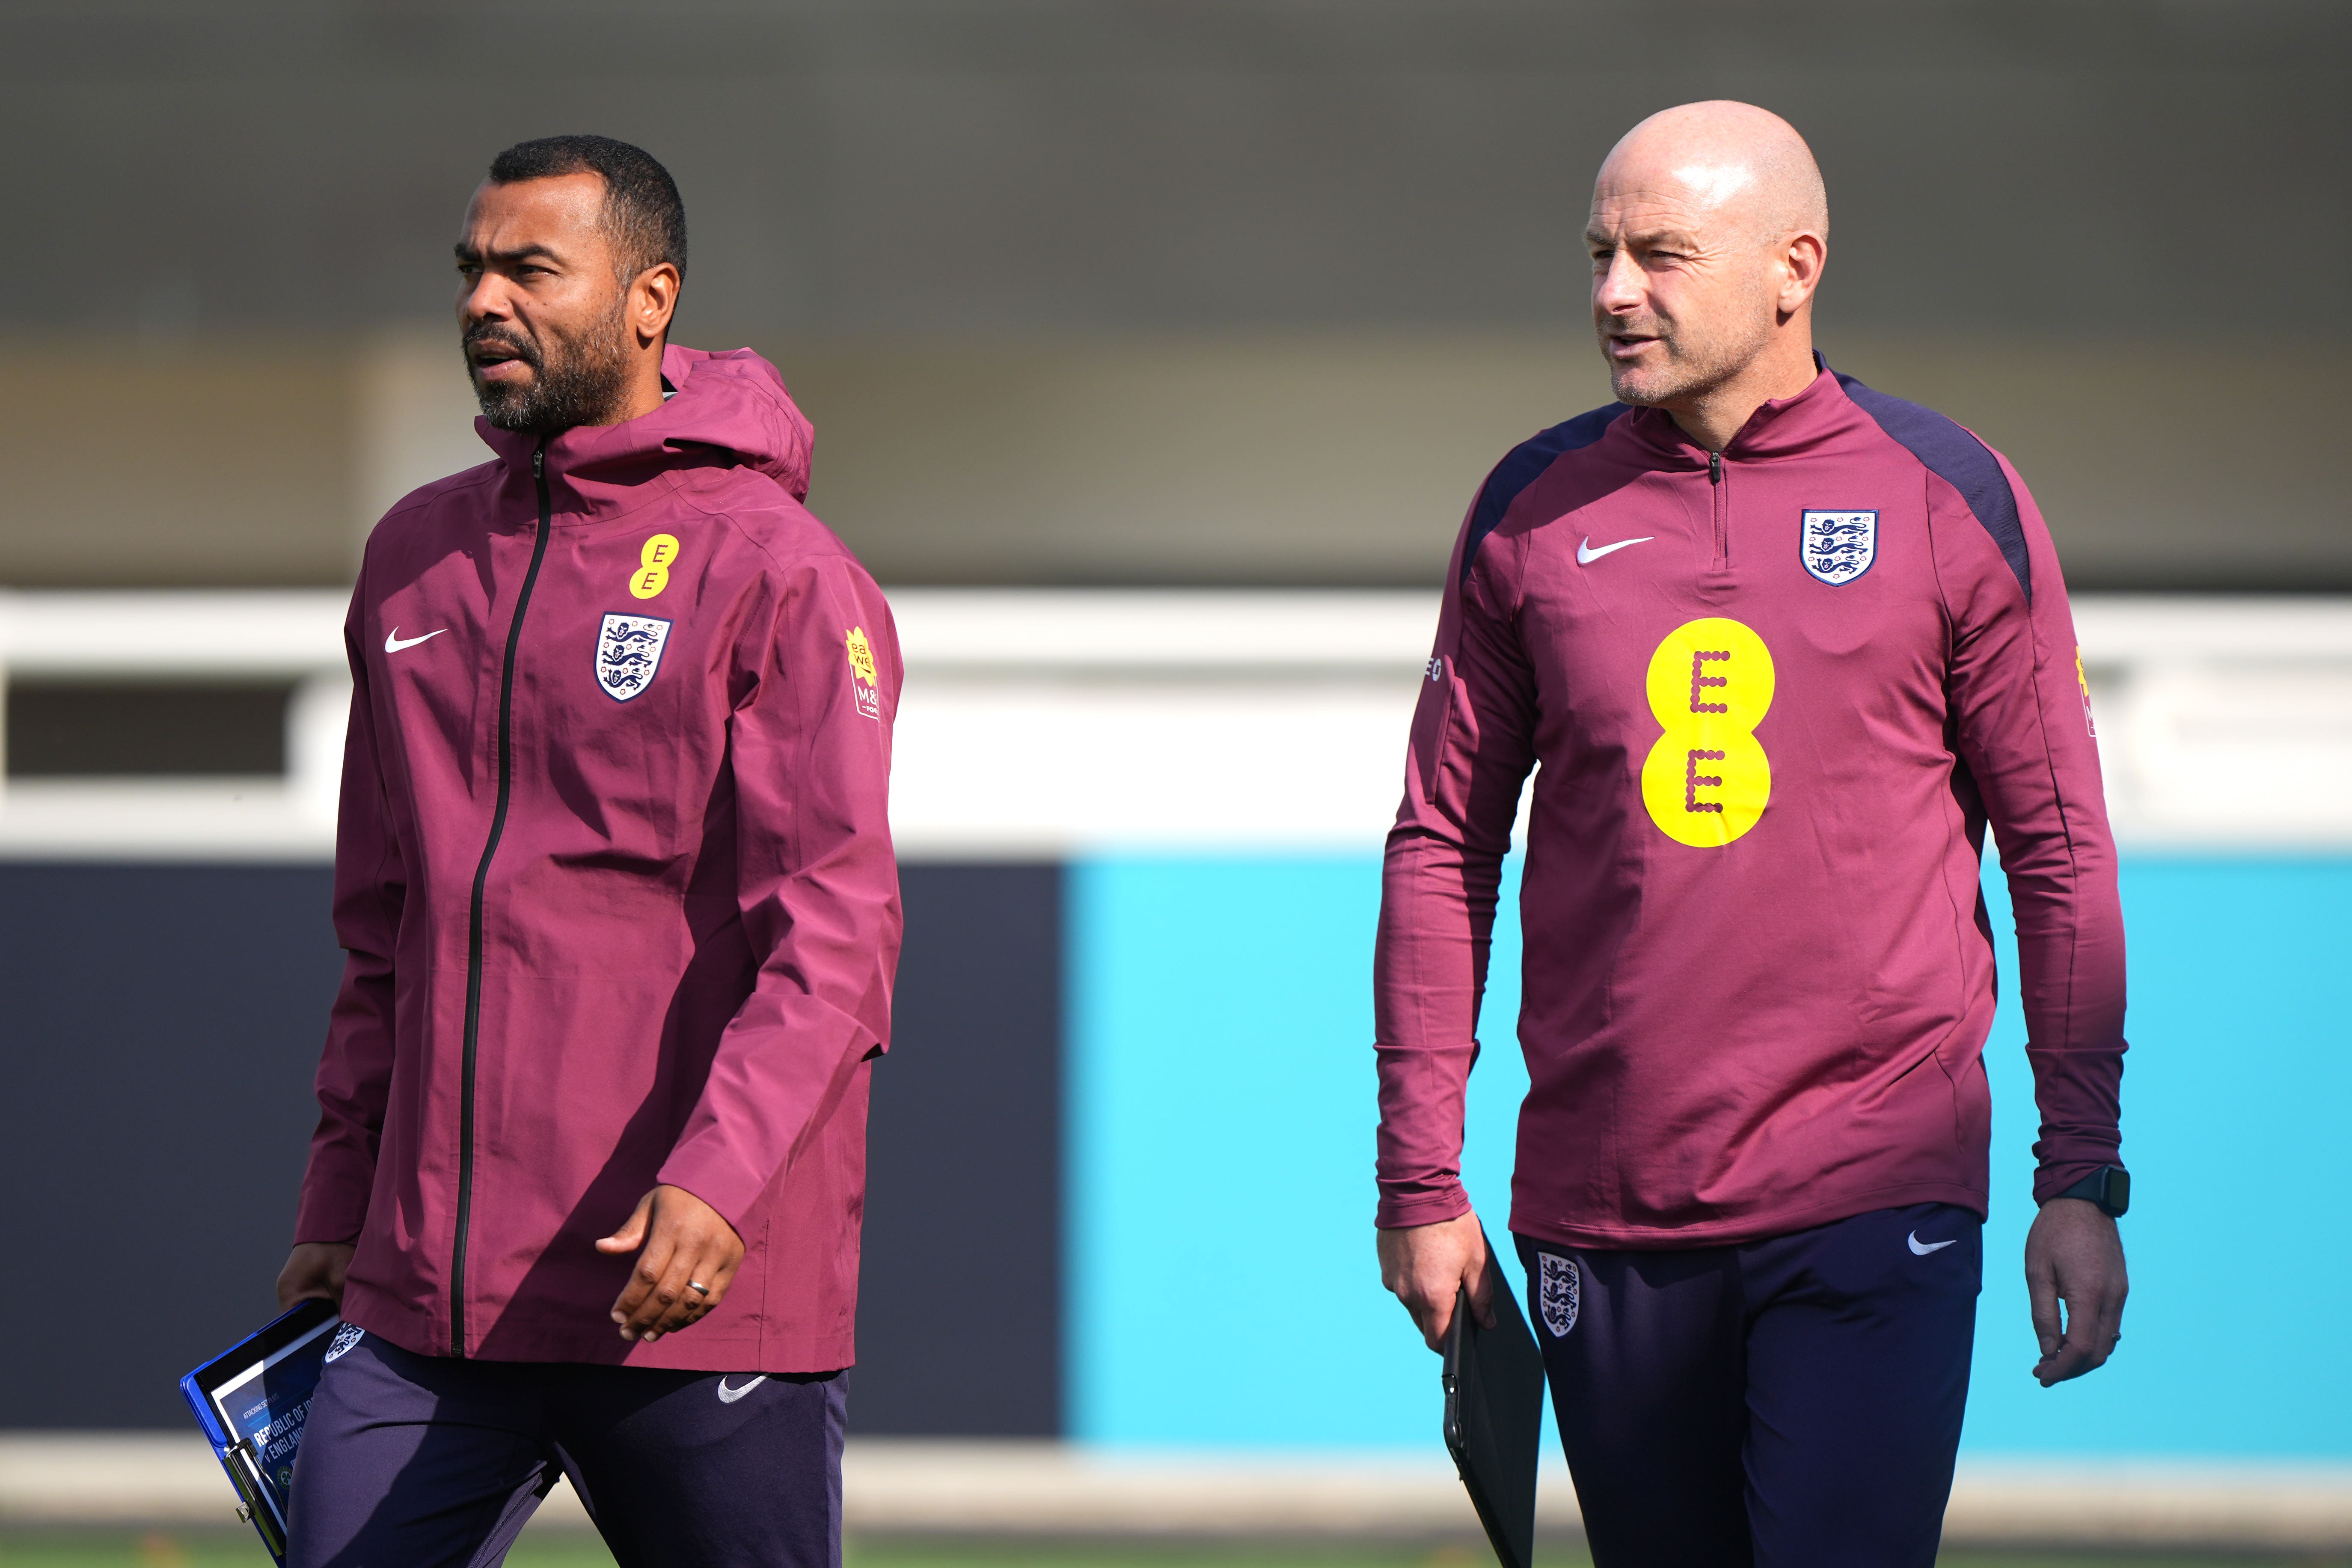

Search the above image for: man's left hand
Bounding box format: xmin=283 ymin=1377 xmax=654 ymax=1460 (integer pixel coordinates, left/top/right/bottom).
xmin=597 ymin=1184 xmax=745 ymax=1343
xmin=2024 ymin=1197 xmax=2127 ymax=1387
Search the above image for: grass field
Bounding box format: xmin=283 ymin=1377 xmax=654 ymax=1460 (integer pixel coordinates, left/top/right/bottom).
xmin=0 ymin=1534 xmax=2340 ymax=1568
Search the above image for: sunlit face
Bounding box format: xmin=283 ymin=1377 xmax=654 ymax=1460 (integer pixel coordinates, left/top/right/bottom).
xmin=454 ymin=174 xmax=632 ymax=433
xmin=1586 ymin=157 xmax=1781 ymax=414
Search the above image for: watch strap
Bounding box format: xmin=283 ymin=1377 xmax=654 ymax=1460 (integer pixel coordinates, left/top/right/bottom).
xmin=2052 ymin=1164 xmax=2129 ymax=1218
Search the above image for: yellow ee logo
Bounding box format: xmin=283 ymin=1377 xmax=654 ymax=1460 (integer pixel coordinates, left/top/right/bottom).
xmin=629 ymin=534 xmax=681 ymax=599
xmin=1639 ymin=617 xmax=1776 ymax=846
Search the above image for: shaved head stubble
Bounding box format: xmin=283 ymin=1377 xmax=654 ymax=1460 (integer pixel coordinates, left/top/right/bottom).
xmin=1587 ymin=101 xmax=1830 ymax=438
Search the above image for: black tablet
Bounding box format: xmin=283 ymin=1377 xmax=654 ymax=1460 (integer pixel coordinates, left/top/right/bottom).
xmin=1440 ymin=1235 xmax=1547 ymax=1568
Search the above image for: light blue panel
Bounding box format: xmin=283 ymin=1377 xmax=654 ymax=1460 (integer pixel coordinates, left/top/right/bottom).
xmin=1067 ymin=853 xmax=1528 ymax=1447
xmin=1963 ymin=856 xmax=2352 ymax=1456
xmin=1071 ymin=851 xmax=2352 ymax=1457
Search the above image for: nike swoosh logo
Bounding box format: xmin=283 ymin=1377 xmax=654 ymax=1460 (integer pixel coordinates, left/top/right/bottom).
xmin=1577 ymin=535 xmax=1654 ymax=565
xmin=716 ymin=1375 xmax=767 ymax=1404
xmin=1908 ymin=1232 xmax=1958 ymax=1256
xmin=384 ymin=627 xmax=448 ymax=653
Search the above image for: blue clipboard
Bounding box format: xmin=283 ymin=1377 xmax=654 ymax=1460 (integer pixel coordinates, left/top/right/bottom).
xmin=178 ymin=1298 xmax=345 ymax=1564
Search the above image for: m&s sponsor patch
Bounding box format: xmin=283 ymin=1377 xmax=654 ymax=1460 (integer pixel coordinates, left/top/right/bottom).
xmin=846 ymin=626 xmax=881 ymax=721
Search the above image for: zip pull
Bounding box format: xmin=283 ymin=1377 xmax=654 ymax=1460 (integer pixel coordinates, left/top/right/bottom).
xmin=1709 ymin=450 xmax=1722 ymax=484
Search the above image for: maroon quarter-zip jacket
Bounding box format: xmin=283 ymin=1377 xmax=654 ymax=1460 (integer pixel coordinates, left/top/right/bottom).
xmin=1375 ymin=362 xmax=2126 ymax=1249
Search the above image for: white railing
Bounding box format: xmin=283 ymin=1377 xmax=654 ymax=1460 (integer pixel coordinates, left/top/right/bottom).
xmin=0 ymin=591 xmax=351 ymax=858
xmin=0 ymin=589 xmax=2346 ymax=858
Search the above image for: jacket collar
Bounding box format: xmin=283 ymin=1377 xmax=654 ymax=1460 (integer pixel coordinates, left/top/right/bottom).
xmin=473 ymin=344 xmax=816 ymax=524
xmin=1617 ymin=352 xmax=1863 ymax=467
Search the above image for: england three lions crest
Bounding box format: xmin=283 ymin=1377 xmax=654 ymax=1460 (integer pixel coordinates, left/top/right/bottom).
xmin=595 ymin=613 xmax=673 ymax=702
xmin=1537 ymin=1252 xmax=1579 ymax=1337
xmin=1800 ymin=509 xmax=1877 ymax=586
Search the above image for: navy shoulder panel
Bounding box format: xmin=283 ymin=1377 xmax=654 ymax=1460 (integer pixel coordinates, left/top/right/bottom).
xmin=1461 ymin=403 xmax=1630 ymax=586
xmin=1834 ymin=371 xmax=2031 ymax=603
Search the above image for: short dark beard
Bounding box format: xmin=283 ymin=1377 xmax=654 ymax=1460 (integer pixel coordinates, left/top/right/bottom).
xmin=465 ymin=297 xmax=633 ymax=434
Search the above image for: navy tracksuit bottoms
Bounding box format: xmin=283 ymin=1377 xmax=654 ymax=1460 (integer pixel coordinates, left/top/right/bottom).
xmin=285 ymin=1334 xmax=846 ymax=1568
xmin=1516 ymin=1202 xmax=1982 ymax=1568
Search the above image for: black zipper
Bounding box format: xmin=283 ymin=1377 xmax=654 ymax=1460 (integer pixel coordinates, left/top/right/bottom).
xmin=451 ymin=441 xmax=554 ymax=1356
xmin=1708 ymin=449 xmax=1726 ymax=567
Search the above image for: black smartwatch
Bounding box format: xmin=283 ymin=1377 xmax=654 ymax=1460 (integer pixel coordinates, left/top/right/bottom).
xmin=2048 ymin=1164 xmax=2129 ymax=1218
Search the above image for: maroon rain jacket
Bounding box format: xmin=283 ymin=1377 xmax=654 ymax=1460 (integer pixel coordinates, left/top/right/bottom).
xmin=1376 ymin=364 xmax=2126 ymax=1250
xmin=295 ymin=345 xmax=901 ymax=1372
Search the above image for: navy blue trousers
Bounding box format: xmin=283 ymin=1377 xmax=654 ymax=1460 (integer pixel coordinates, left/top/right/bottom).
xmin=285 ymin=1334 xmax=846 ymax=1568
xmin=1516 ymin=1203 xmax=1981 ymax=1568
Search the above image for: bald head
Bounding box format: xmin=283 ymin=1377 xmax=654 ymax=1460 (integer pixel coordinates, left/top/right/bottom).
xmin=1585 ymin=101 xmax=1831 ymax=442
xmin=1599 ymin=101 xmax=1827 ymax=246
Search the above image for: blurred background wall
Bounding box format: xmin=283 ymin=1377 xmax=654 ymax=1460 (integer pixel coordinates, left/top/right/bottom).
xmin=1 ymin=0 xmax=2347 ymax=1484
xmin=1 ymin=0 xmax=2346 ymax=590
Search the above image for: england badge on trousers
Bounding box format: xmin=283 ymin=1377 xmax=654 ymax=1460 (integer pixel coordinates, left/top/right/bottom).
xmin=1538 ymin=1252 xmax=1580 ymax=1337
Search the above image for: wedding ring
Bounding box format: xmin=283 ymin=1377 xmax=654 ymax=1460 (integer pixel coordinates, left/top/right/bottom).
xmin=688 ymin=1280 xmax=711 ymax=1295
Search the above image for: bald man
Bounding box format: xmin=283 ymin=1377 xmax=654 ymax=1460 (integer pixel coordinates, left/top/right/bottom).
xmin=1375 ymin=102 xmax=2127 ymax=1565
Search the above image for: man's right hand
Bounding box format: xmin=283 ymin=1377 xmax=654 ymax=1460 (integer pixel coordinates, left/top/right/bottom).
xmin=276 ymin=1243 xmax=356 ymax=1311
xmin=1378 ymin=1209 xmax=1494 ymax=1353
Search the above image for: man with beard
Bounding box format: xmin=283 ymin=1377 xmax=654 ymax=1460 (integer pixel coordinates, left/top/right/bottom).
xmin=272 ymin=135 xmax=901 ymax=1568
xmin=1374 ymin=102 xmax=2129 ymax=1565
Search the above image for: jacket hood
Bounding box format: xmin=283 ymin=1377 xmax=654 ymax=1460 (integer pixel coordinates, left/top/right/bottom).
xmin=475 ymin=344 xmax=815 ymax=517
